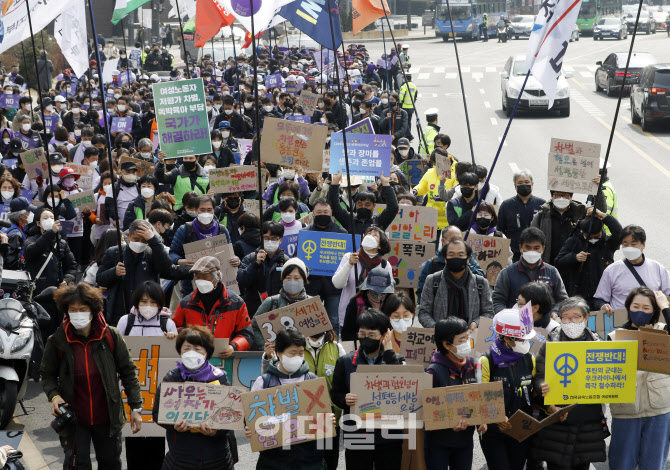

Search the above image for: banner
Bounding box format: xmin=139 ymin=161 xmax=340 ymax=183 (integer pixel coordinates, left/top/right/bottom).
xmin=385 ymin=241 xmax=431 ymax=288
xmin=54 ymin=0 xmax=89 ymax=78
xmin=329 ymin=133 xmax=392 ymax=178
xmin=241 ymin=377 xmax=336 ymax=452
xmin=119 ymin=156 xmax=155 ymax=178
xmin=111 ymin=116 xmax=133 ymax=134
xmin=286 ymin=115 xmax=311 ymax=124
xmin=112 ymin=0 xmax=152 ymax=25
xmin=615 ymin=328 xmax=670 ymax=374
xmin=352 ymin=0 xmax=390 ymax=35
xmin=215 ymin=0 xmax=295 ymax=34
xmin=544 ymin=341 xmax=637 ymax=405
xmin=209 ymin=165 xmax=257 ymax=194
xmin=254 ymin=297 xmax=332 ymax=342
xmin=22 ymin=148 xmax=48 ymax=180
xmin=260 ymin=117 xmax=328 ymax=171
xmin=422 ymin=382 xmax=505 ymax=431
xmin=296 ymin=230 xmax=360 ymax=276
xmin=153 ymin=78 xmax=212 ymax=158
xmin=296 ymin=91 xmax=319 ymax=116
xmin=400 ymin=328 xmax=435 ymax=367
xmin=373 ymin=204 xmax=438 ymax=244
xmin=465 ymin=234 xmax=511 ymax=286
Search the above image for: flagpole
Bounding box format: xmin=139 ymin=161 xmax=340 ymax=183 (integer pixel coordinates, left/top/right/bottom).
xmin=231 ymin=29 xmax=239 ymax=93
xmin=20 ymin=42 xmax=35 ymax=125
xmin=121 ymin=16 xmax=132 ymax=86
xmin=339 ymin=43 xmax=354 ymax=103
xmin=211 ymin=38 xmax=216 ymax=64
xmin=298 ymin=31 xmax=302 ymax=48
xmin=86 ymin=0 xmax=130 ymax=315
xmin=174 ymin=0 xmax=191 ymax=78
xmin=381 ymin=21 xmax=390 ymax=95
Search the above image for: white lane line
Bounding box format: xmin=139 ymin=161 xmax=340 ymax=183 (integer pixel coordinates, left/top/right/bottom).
xmin=490 ymin=117 xmax=498 ymax=126
xmin=446 ymin=72 xmax=457 ymax=79
xmin=580 ymin=71 xmax=592 ymax=78
xmin=486 ymin=66 xmax=496 ymax=73
xmin=571 ymin=90 xmax=606 ymax=117
xmin=472 ymin=72 xmax=484 ymax=82
xmin=498 ymin=136 xmax=509 ymax=146
xmin=509 ymin=162 xmax=520 ymax=173
xmin=484 ymin=101 xmax=491 ymax=109
xmin=418 ymin=93 xmax=438 ymax=98
xmin=409 ymin=67 xmax=421 ymax=74
xmin=418 ymin=73 xmax=430 ymax=80
xmin=479 ymin=88 xmax=486 ymax=94
xmin=434 ymin=67 xmax=445 ymax=73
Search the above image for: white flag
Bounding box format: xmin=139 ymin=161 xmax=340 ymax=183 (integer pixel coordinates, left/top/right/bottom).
xmin=526 ymin=0 xmax=582 ymax=108
xmin=54 ymin=0 xmax=89 ymax=78
xmin=215 ymin=0 xmax=296 ymax=34
xmin=0 ymin=0 xmax=78 ymax=55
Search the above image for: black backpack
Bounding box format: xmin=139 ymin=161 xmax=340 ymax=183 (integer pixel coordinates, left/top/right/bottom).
xmin=124 ymin=315 xmax=169 ymax=336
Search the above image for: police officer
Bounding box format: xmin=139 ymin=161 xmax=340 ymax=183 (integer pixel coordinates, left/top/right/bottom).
xmin=398 ymin=73 xmax=418 ymax=140
xmin=481 ymin=13 xmax=489 ymax=41
xmin=419 ymin=108 xmax=440 ymax=156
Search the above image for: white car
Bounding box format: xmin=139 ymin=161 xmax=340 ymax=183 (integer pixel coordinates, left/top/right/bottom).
xmin=509 ymin=15 xmax=535 ymax=39
xmin=500 ymin=55 xmax=572 ymax=117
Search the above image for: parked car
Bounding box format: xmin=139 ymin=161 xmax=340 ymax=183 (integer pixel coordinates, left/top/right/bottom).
xmin=630 ymin=64 xmax=670 ymax=131
xmin=593 ymin=17 xmax=628 ymax=40
xmin=595 ymin=52 xmax=657 ymax=96
xmin=509 ymin=15 xmax=534 ymax=39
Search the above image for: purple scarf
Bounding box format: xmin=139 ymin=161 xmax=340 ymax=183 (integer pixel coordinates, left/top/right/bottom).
xmin=177 ymin=360 xmax=225 ymax=383
xmin=490 ymin=337 xmax=525 ymax=368
xmin=193 ymin=218 xmax=220 ymax=239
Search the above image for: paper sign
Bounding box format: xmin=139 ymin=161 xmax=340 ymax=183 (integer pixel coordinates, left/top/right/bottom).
xmin=401 ymin=159 xmax=426 ymax=186
xmin=157 ymin=382 xmax=246 ymax=430
xmin=329 ymin=133 xmax=392 ymax=178
xmin=254 ymin=297 xmax=332 ymax=342
xmin=544 ymin=341 xmax=637 ymax=405
xmin=401 ymin=328 xmax=435 ymax=366
xmin=111 ymin=116 xmax=133 ymax=133
xmin=67 ymin=163 xmax=95 ymax=190
xmin=351 ymin=365 xmax=432 ymax=426
xmin=465 ymin=234 xmax=510 ymax=286
xmin=346 ymin=117 xmax=375 ymax=135
xmin=22 ymin=147 xmax=48 ymax=180
xmin=501 ymin=403 xmax=578 ymax=442
xmin=119 ymin=155 xmax=156 ymax=178
xmin=588 ymin=309 xmax=628 ymax=339
xmin=547 ymin=152 xmax=599 ymax=195
xmin=0 ymin=94 xmax=20 ymax=109
xmin=435 ymin=154 xmax=452 ymax=180
xmin=550 ymin=138 xmax=601 ymax=158
xmin=66 ymin=189 xmax=96 ymax=212
xmin=373 ymin=204 xmax=438 ymax=244
xmin=183 ymin=233 xmax=229 ymax=256
xmin=615 ymin=328 xmax=670 ymax=374
xmin=296 ymin=91 xmax=320 ymax=116
xmin=385 ymin=241 xmax=432 ymax=288
xmin=185 ymin=245 xmax=237 ymax=284
xmin=296 ymin=230 xmax=361 ymax=276
xmin=260 ymin=117 xmax=328 ymax=172
xmin=209 ymin=165 xmax=257 ymax=194
xmin=299 ymin=213 xmax=314 ymax=225
xmin=422 ymin=381 xmax=506 ymax=431
xmin=241 ymin=377 xmax=336 ymax=452
xmin=244 ymin=199 xmax=267 ymax=214
xmin=237 ymin=139 xmax=254 ymax=165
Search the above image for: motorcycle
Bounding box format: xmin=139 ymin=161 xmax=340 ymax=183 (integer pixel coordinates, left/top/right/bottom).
xmin=497 ymin=24 xmax=509 ymax=42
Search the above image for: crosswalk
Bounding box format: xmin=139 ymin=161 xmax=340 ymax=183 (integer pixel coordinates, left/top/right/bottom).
xmin=406 ymin=64 xmax=601 ymax=82
xmin=570 ymin=90 xmax=607 ymax=117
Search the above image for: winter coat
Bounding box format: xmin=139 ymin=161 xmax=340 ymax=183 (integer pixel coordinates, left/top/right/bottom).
xmin=116 ymin=306 xmax=177 ymax=336
xmin=492 ymin=259 xmax=568 ymax=313
xmin=328 ymin=184 xmax=399 ymax=235
xmin=236 ymin=248 xmax=289 ymax=318
xmin=23 ymin=228 xmax=77 ymax=294
xmin=232 ymin=228 xmax=261 ymax=260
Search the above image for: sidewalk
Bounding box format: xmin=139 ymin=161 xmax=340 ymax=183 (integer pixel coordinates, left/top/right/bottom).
xmin=344 ymin=28 xmax=438 ymax=44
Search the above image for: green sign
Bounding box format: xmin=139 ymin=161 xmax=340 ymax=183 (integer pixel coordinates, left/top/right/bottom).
xmin=152 ymin=78 xmax=212 ymax=158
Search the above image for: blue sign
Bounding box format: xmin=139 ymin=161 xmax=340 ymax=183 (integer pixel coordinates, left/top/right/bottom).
xmin=20 ymin=189 xmax=35 ymax=201
xmin=0 ymin=205 xmax=9 ymax=221
xmin=44 ymin=115 xmax=59 ymax=132
xmin=329 ymin=133 xmax=393 ymax=178
xmin=279 ymin=233 xmax=299 ymax=257
xmin=265 ymin=73 xmax=283 ymax=90
xmin=286 ymin=115 xmax=311 ymax=124
xmin=296 ymin=230 xmax=360 ymax=276
xmin=0 ymin=94 xmax=19 ymax=109
xmin=111 ymin=116 xmax=133 ymax=133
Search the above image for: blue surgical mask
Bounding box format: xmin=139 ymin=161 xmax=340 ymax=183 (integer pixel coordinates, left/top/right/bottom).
xmin=629 ymin=310 xmax=653 ymax=327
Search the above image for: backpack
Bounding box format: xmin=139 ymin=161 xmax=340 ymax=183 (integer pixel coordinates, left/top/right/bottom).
xmin=124 ymin=315 xmax=169 ymax=336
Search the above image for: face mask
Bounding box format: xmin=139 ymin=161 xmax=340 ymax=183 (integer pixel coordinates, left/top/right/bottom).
xmin=46 ymin=105 xmax=54 ymax=112
xmin=283 ymin=279 xmax=304 ymax=295
xmin=62 ymin=176 xmax=75 ymax=188
xmin=186 ymin=210 xmax=197 ymax=218
xmin=224 ymin=109 xmax=233 ymax=115
xmin=72 ymin=108 xmax=81 ymax=115
xmin=138 ymin=306 xmax=158 ymax=320
xmin=356 ymin=207 xmax=372 ymax=220
xmin=221 ymin=131 xmax=230 ymax=139
xmin=117 ymin=104 xmax=127 ymax=113
xmin=114 ymin=93 xmax=122 ymax=99
xmin=622 ymin=246 xmax=642 ymax=261
xmin=314 ymin=214 xmax=331 ymax=227
xmin=391 ymin=318 xmax=412 ymax=334
xmin=25 ymin=104 xmax=32 ymax=111
xmin=447 ymin=257 xmax=467 ymax=273
xmin=320 ymin=117 xmax=327 ymax=124
xmin=183 ymin=161 xmax=197 ymax=171
xmin=317 ymin=103 xmax=325 ymax=109
xmin=41 ymin=217 xmax=54 ymax=231
xmin=25 ymin=212 xmax=34 ymax=224
xmin=69 ymin=311 xmax=92 ymax=330
xmin=141 ymin=187 xmax=154 ymax=199
xmin=308 ymin=336 xmax=325 ymax=349
xmin=451 ymin=341 xmax=472 ymax=359
xmin=588 ymin=238 xmax=600 ymax=245
xmin=381 ymin=98 xmax=389 ymax=105
xmin=460 ymin=187 xmax=475 ymax=198
xmin=399 ymin=149 xmax=409 ymax=156
xmin=213 ymin=104 xmax=221 ymax=111
xmin=0 ymin=191 xmax=13 ymax=200
xmin=123 ymin=174 xmax=137 ymax=184
xmin=74 ymin=130 xmax=82 ymax=138
xmin=280 ymin=354 xmax=303 ymax=374
xmin=210 ymin=140 xmax=223 ymax=150
xmin=553 ymin=197 xmax=570 ymax=210
xmin=516 ymin=184 xmax=532 ymax=197
xmin=195 ymin=279 xmax=215 ymax=294
xmin=129 ymin=241 xmax=148 ymax=253
xmin=361 ymin=234 xmax=378 ymax=250
xmin=244 ymin=102 xmax=253 ymax=109
xmin=203 ymin=165 xmax=216 ymax=173
xmin=562 ymin=321 xmax=586 ymax=339
xmin=226 ymin=198 xmax=240 ymax=209
xmin=264 ymin=105 xmax=273 ymax=112
xmin=60 ymin=103 xmax=67 ymax=111
xmin=629 ymin=309 xmax=653 ymax=327
xmin=359 ymin=337 xmax=381 ymax=354
xmin=281 ymin=212 xmax=296 ymax=224
xmin=21 ymin=124 xmax=31 ymax=132
xmin=181 ymin=350 xmax=206 ymax=370
xmin=2 ymin=138 xmax=8 ymax=145
xmin=197 ymin=212 xmax=214 ymax=225
xmin=206 ymin=106 xmax=213 ymax=113
xmin=511 ymin=339 xmax=530 ymax=354
xmin=264 ymin=240 xmax=280 ymax=253
xmin=102 ymin=184 xmax=112 ymax=195
xmin=82 ymin=140 xmax=92 ymax=148
xmin=476 ymin=217 xmax=491 ymax=229
xmin=120 ymin=55 xmax=126 ymax=59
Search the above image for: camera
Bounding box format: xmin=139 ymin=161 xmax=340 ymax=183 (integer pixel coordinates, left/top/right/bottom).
xmin=51 ymin=405 xmax=76 ymax=433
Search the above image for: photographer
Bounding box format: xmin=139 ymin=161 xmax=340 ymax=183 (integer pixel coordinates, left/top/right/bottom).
xmin=40 ymin=283 xmax=143 ymax=469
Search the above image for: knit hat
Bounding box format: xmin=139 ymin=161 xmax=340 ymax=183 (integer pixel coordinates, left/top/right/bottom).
xmin=282 ymin=258 xmax=308 ymax=279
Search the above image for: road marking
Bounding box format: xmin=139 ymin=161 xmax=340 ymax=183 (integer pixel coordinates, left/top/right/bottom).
xmin=579 ymin=71 xmax=592 ymax=78
xmin=570 ymin=77 xmax=586 ymax=90
xmin=486 ymin=66 xmax=497 ymax=73
xmin=484 ymin=101 xmax=491 ymax=109
xmin=564 ymin=65 xmax=575 ymax=72
xmin=586 ymin=65 xmax=598 ymax=72
xmin=509 ymin=162 xmax=520 ymax=173
xmin=409 ymin=67 xmax=421 ymax=74
xmin=418 ymin=73 xmax=430 ymax=80
xmin=434 ymin=67 xmax=445 ymax=73
xmin=498 ymin=136 xmax=509 ymax=146
xmin=418 ymin=93 xmax=438 ymax=98
xmin=490 ymin=117 xmax=498 ymax=126
xmin=480 ymin=88 xmax=486 ymax=94
xmin=620 ymin=115 xmax=670 ymax=153
xmin=445 ymin=72 xmax=457 ymax=79
xmin=472 ymin=72 xmax=484 ymax=81
xmin=571 ymin=89 xmax=606 ymax=117
xmin=462 ymin=66 xmax=471 ymax=73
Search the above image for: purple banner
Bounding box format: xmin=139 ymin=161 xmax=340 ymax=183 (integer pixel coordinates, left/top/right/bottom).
xmin=44 ymin=115 xmax=59 ymax=132
xmin=16 ymin=132 xmax=39 ymax=149
xmin=345 ymin=117 xmax=375 ymax=134
xmin=111 ymin=116 xmax=133 ymax=133
xmin=0 ymin=94 xmax=19 ymax=109
xmin=265 ymin=73 xmax=283 ymax=89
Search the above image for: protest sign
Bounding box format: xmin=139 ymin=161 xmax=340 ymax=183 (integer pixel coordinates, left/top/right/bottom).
xmin=153 ymin=78 xmax=212 ymax=158
xmin=44 ymin=115 xmax=59 ymax=132
xmin=422 ymin=381 xmax=506 ymax=431
xmin=401 ymin=159 xmax=426 ymax=186
xmin=329 ymin=133 xmax=392 ymax=178
xmin=346 ymin=118 xmax=375 ymax=134
xmin=119 ymin=156 xmax=156 ymax=178
xmin=209 ymin=166 xmax=257 ymax=194
xmin=185 ymin=244 xmax=237 ymax=284
xmin=15 ymin=132 xmax=39 ymax=149
xmin=286 ymin=115 xmax=311 ymax=124
xmin=465 ymin=235 xmax=511 ymax=286
xmin=21 ymin=148 xmax=48 ymax=180
xmin=544 ymin=341 xmax=637 ymax=405
xmin=242 ymin=377 xmax=335 ymax=452
xmin=435 ymin=154 xmax=452 ymax=179
xmin=66 ymin=190 xmax=96 ymax=212
xmin=265 ymin=73 xmax=283 ymax=89
xmin=0 ymin=94 xmax=19 ymax=109
xmin=401 ymin=328 xmax=436 ymax=366
xmin=296 ymin=91 xmax=319 ymax=116
xmin=183 ymin=233 xmax=229 ymax=256
xmin=351 ymin=365 xmax=432 ymax=427
xmin=502 ymin=403 xmax=577 ymax=442
xmin=385 ymin=241 xmax=432 ymax=288
xmin=236 ymin=139 xmax=254 ymax=165
xmin=472 ymin=317 xmax=548 ymax=357
xmin=244 ymin=199 xmax=267 ymax=213
xmin=550 ymin=138 xmax=601 ymax=158
xmin=254 ymin=297 xmax=332 ymax=342
xmin=0 ymin=205 xmax=9 ymax=221
xmin=373 ymin=204 xmax=438 ymax=244
xmin=322 ymin=150 xmax=330 ymax=173
xmin=66 ymin=163 xmax=95 ymax=190
xmin=296 ymin=231 xmax=361 ymax=276
xmin=111 ymin=116 xmax=133 ymax=134
xmin=157 ymin=382 xmax=246 ymax=430
xmin=547 ymin=152 xmax=599 ymax=195
xmin=260 ymin=117 xmax=328 ymax=171
xmin=588 ymin=309 xmax=627 ymax=339
xmin=279 ymin=233 xmax=299 ymax=258
xmin=299 ymin=213 xmax=313 ymax=225
xmin=615 ymin=328 xmax=670 ymax=374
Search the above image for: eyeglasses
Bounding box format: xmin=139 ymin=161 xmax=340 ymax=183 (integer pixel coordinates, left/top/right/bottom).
xmin=357 ymin=332 xmax=381 ymax=340
xmin=391 ymin=314 xmax=413 ymax=321
xmin=561 ymin=316 xmax=584 ymax=324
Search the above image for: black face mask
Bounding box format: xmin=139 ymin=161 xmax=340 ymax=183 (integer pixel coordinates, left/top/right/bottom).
xmin=516 ymin=184 xmax=532 ymax=197
xmin=461 ymin=187 xmax=475 ymax=198
xmin=226 ymin=198 xmax=240 ymax=209
xmin=447 ymin=257 xmax=468 ymax=273
xmin=390 ymin=102 xmax=397 ymax=109
xmin=314 ymin=214 xmax=331 ymax=227
xmin=356 ymin=207 xmax=372 ymax=220
xmin=183 ymin=161 xmax=197 ymax=171
xmin=120 ymin=141 xmax=131 ymax=149
xmin=359 ymin=337 xmax=381 ymax=354
xmin=476 ymin=217 xmax=491 ymax=229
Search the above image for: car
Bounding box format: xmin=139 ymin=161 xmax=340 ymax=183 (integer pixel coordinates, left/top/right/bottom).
xmin=593 ymin=17 xmax=627 ymax=40
xmin=500 ymin=55 xmax=571 ymax=117
xmin=595 ymin=52 xmax=657 ymax=96
xmin=624 ymin=10 xmax=656 ymax=34
xmin=509 ymin=15 xmax=534 ymax=39
xmin=570 ymin=23 xmax=580 ymax=41
xmin=652 ymin=10 xmax=668 ymax=30
xmin=630 ymin=64 xmax=670 ymax=131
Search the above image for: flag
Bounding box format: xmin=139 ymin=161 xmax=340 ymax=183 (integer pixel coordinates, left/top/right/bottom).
xmin=526 ymin=0 xmax=582 ymax=108
xmin=194 ymin=0 xmax=234 ymax=47
xmin=242 ymin=30 xmax=262 ymax=48
xmin=279 ymin=0 xmax=343 ymax=50
xmin=352 ymin=0 xmax=390 ymax=35
xmin=214 ymin=0 xmax=297 ymax=33
xmin=169 ymin=0 xmax=196 ymax=19
xmin=112 ymin=0 xmax=151 ymax=25
xmin=54 ymin=0 xmax=88 ymax=78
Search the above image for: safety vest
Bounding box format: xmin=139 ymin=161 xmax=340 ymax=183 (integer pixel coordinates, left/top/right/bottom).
xmin=134 ymin=205 xmax=144 ymax=222
xmin=398 ymin=81 xmax=417 ymax=109
xmin=603 ymin=179 xmax=618 ymax=235
xmin=173 ymin=174 xmax=209 ymax=210
xmin=141 ymin=52 xmax=148 ymax=65
xmin=419 ymin=124 xmax=439 ymax=155
xmin=304 ymin=342 xmax=342 ymax=420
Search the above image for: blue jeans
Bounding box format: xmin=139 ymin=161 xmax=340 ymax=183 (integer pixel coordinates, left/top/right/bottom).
xmin=322 ymin=294 xmax=341 ymax=337
xmin=609 ymin=412 xmax=670 ymax=470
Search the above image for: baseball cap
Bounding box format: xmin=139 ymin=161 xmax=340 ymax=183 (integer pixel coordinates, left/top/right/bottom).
xmin=10 ymin=197 xmax=37 ymax=213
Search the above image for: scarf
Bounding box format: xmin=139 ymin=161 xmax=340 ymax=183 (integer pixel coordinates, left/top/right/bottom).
xmin=358 ymin=248 xmax=382 ymax=282
xmin=279 ymin=288 xmax=308 ymax=304
xmin=443 ymin=267 xmax=470 ymax=321
xmin=177 ymin=360 xmax=224 ymax=383
xmin=490 ymin=337 xmax=525 ymax=368
xmin=193 ymin=218 xmax=219 ymax=239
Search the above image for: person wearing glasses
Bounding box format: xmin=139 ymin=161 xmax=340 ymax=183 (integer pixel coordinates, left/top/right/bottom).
xmin=340 ymin=267 xmax=395 ymax=342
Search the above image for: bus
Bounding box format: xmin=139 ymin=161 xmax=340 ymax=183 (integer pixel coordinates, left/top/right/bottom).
xmin=434 ymin=0 xmax=508 ymax=41
xmin=577 ymin=0 xmax=632 ymax=35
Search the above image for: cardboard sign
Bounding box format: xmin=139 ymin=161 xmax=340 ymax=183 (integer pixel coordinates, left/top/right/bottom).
xmin=615 ymin=328 xmax=670 ymax=374
xmin=329 ymin=133 xmax=392 ymax=178
xmin=373 ymin=204 xmax=438 ymax=244
xmin=544 ymin=341 xmax=637 ymax=405
xmin=401 ymin=159 xmax=426 ymax=186
xmin=422 ymin=381 xmax=506 ymax=431
xmin=183 ymin=233 xmax=229 ymax=256
xmin=209 ymin=165 xmax=257 ymax=194
xmin=351 ymin=365 xmax=432 ymax=427
xmin=465 ymin=234 xmax=510 ymax=286
xmin=244 ymin=199 xmax=267 ymax=214
xmin=241 ymin=377 xmax=336 ymax=452
xmin=260 ymin=117 xmax=328 ymax=172
xmin=65 ymin=189 xmax=96 ymax=212
xmin=119 ymin=155 xmax=156 ymax=178
xmin=435 ymin=154 xmax=452 ymax=180
xmin=299 ymin=213 xmax=313 ymax=225
xmin=588 ymin=309 xmax=628 ymax=339
xmin=547 ymin=152 xmax=599 ymax=195
xmin=322 ymin=150 xmax=330 ymax=173
xmin=401 ymin=328 xmax=436 ymax=366
xmin=472 ymin=317 xmax=548 ymax=357
xmin=22 ymin=147 xmax=48 ymax=180
xmin=385 ymin=241 xmax=432 ymax=288
xmin=157 ymin=382 xmax=246 ymax=430
xmin=550 ymin=138 xmax=601 ymax=158
xmin=296 ymin=91 xmax=320 ymax=116
xmin=296 ymin=231 xmax=361 ymax=276
xmin=185 ymin=244 xmax=237 ymax=284
xmin=67 ymin=163 xmax=95 ymax=190
xmin=254 ymin=297 xmax=332 ymax=342
xmin=501 ymin=403 xmax=578 ymax=442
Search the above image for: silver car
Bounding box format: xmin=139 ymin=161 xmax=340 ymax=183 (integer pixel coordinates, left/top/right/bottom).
xmin=509 ymin=15 xmax=535 ymax=39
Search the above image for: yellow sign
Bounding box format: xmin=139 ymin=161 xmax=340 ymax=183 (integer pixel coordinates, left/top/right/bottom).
xmin=544 ymin=341 xmax=637 ymax=405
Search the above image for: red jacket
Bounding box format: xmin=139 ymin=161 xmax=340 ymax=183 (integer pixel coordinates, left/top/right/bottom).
xmin=172 ymin=284 xmax=254 ymax=351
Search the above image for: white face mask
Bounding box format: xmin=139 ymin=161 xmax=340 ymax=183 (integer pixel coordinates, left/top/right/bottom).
xmin=553 ymin=197 xmax=570 ymax=210
xmin=72 ymin=108 xmax=81 ymax=115
xmin=181 ymin=350 xmax=206 ymax=370
xmin=361 ymin=234 xmax=378 ymax=250
xmin=46 ymin=105 xmax=54 ymax=112
xmin=221 ymin=131 xmax=230 ymax=139
xmin=25 ymin=104 xmax=32 ymax=111
xmin=103 ymin=185 xmax=112 ymax=195
xmin=25 ymin=212 xmax=34 ymax=224
xmin=138 ymin=305 xmax=158 ymax=320
xmin=60 ymin=103 xmax=67 ymax=110
xmin=622 ymin=246 xmax=642 ymax=261
xmin=129 ymin=241 xmax=148 ymax=253
xmin=51 ymin=165 xmax=64 ymax=175
xmin=2 ymin=138 xmax=8 ymax=144
xmin=511 ymin=339 xmax=530 ymax=355
xmin=41 ymin=217 xmax=54 ymax=231
xmin=212 ymin=141 xmax=222 ymax=149
xmin=224 ymin=109 xmax=233 ymax=115
xmin=281 ymin=212 xmax=295 ymax=224
xmin=562 ymin=321 xmax=586 ymax=339
xmin=451 ymin=341 xmax=472 ymax=359
xmin=74 ymin=130 xmax=82 ymax=137
xmin=123 ymin=174 xmax=137 ymax=184
xmin=0 ymin=191 xmax=13 ymax=200
xmin=391 ymin=318 xmax=412 ymax=334
xmin=195 ymin=279 xmax=215 ymax=294
xmin=264 ymin=240 xmax=280 ymax=253
xmin=21 ymin=123 xmax=31 ymax=132
xmin=522 ymin=250 xmax=542 ymax=265
xmin=117 ymin=104 xmax=126 ymax=112
xmin=264 ymin=105 xmax=273 ymax=112
xmin=206 ymin=106 xmax=213 ymax=113
xmin=320 ymin=117 xmax=327 ymax=123
xmin=69 ymin=311 xmax=92 ymax=330
xmin=317 ymin=103 xmax=325 ymax=109
xmin=141 ymin=187 xmax=155 ymax=199
xmin=82 ymin=140 xmax=92 ymax=148
xmin=197 ymin=212 xmax=214 ymax=225
xmin=140 ymin=152 xmax=152 ymax=159
xmin=49 ymin=197 xmax=61 ymax=207
xmin=381 ymin=98 xmax=389 ymax=105
xmin=280 ymin=354 xmax=303 ymax=374
xmin=308 ymin=336 xmax=325 ymax=349
xmin=399 ymin=149 xmax=409 ymax=156
xmin=186 ymin=210 xmax=197 ymax=218
xmin=204 ymin=165 xmax=216 ymax=172
xmin=588 ymin=238 xmax=599 ymax=245
xmin=114 ymin=93 xmax=122 ymax=99
xmin=244 ymin=102 xmax=253 ymax=109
